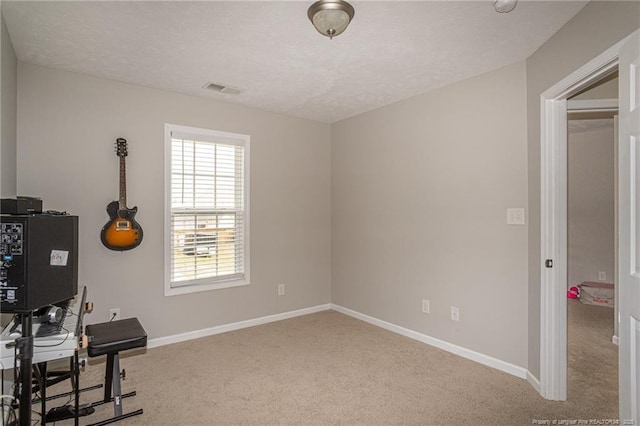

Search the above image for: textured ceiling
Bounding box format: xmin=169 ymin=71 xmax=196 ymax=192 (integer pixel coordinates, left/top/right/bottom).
xmin=2 ymin=1 xmax=587 ymax=123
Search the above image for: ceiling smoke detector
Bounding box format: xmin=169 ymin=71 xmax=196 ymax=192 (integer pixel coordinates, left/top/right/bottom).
xmin=202 ymin=82 xmax=243 ymax=95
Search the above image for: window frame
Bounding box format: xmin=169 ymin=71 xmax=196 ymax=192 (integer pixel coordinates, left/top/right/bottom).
xmin=164 ymin=123 xmax=250 ymax=296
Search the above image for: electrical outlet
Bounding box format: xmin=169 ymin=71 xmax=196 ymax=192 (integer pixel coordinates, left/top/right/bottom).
xmin=598 ymin=271 xmax=607 ymax=281
xmin=421 ymin=299 xmax=430 ymax=314
xmin=109 ymin=308 xmax=120 ymax=321
xmin=278 ymin=284 xmax=285 ymax=296
xmin=506 ymin=208 xmax=525 ymax=225
xmin=450 ymin=306 xmax=460 ymax=322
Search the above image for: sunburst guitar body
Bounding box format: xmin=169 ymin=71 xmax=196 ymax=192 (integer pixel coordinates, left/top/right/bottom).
xmin=101 ymin=201 xmax=143 ymax=250
xmin=100 ymin=138 xmax=143 ymax=251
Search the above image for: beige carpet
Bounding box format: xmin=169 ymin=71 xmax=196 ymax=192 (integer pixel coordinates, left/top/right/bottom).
xmin=41 ymin=302 xmax=617 ymax=425
xmin=567 ymin=299 xmax=618 ymax=416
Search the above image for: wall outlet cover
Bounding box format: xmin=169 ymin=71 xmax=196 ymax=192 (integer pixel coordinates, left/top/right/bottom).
xmin=506 ymin=208 xmax=525 ymax=225
xmin=450 ymin=306 xmax=460 ymax=322
xmin=109 ymin=308 xmax=120 ymax=321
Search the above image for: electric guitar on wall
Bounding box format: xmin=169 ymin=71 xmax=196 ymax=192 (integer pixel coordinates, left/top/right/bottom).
xmin=100 ymin=138 xmax=143 ymax=251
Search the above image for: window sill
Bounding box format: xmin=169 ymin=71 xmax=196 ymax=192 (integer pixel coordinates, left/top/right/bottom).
xmin=164 ymin=278 xmax=250 ymax=296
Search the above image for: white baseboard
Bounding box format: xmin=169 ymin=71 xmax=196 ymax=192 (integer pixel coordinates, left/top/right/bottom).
xmin=147 ymin=303 xmax=331 ymax=349
xmin=527 ymin=370 xmax=541 ymax=393
xmin=330 ymin=303 xmax=528 ymax=380
xmin=147 ymin=302 xmax=532 ymax=386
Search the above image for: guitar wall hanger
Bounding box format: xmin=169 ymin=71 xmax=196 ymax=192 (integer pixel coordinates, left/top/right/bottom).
xmin=100 ymin=138 xmax=143 ymax=251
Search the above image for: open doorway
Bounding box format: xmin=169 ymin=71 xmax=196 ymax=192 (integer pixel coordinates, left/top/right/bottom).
xmin=539 ymin=34 xmax=621 ymax=402
xmin=566 ymin=72 xmax=618 ymax=409
xmin=540 ymin=31 xmax=639 ymax=421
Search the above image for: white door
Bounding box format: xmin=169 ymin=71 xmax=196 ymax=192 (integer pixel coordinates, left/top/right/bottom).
xmin=618 ymin=29 xmax=640 ymax=424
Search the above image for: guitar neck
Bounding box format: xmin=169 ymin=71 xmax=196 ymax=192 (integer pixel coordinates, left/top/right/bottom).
xmin=119 ymin=156 xmax=127 ymax=210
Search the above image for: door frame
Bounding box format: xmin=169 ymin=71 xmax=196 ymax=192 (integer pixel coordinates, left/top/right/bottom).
xmin=539 ymin=34 xmax=632 ymax=401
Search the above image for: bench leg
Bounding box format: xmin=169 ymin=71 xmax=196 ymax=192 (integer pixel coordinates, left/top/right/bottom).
xmin=87 ymin=352 xmax=143 ymax=426
xmin=103 ymin=354 xmax=114 ymax=403
xmin=111 ymin=353 xmax=122 ymax=417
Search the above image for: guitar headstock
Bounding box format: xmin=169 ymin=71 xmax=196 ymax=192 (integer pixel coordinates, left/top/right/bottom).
xmin=115 ymin=138 xmax=128 ymax=158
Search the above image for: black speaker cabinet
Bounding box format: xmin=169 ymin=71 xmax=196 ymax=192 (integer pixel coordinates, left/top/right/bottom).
xmin=0 ymin=214 xmax=78 ymax=312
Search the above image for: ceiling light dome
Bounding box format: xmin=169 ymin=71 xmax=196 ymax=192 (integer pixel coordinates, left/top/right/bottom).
xmin=494 ymin=0 xmax=518 ymax=13
xmin=307 ymin=0 xmax=355 ymax=39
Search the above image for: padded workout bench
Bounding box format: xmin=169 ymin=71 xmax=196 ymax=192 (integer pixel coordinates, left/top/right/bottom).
xmin=85 ymin=317 xmax=147 ymax=426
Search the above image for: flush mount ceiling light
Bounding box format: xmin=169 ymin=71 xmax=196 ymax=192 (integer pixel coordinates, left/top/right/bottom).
xmin=307 ymin=0 xmax=355 ymax=39
xmin=494 ymin=0 xmax=518 ymax=13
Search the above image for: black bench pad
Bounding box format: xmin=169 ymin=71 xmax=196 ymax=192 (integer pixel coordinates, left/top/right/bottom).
xmin=86 ymin=318 xmax=147 ymax=358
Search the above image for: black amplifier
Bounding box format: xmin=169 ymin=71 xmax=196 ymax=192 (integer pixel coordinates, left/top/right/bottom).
xmin=1 ymin=197 xmax=43 ymax=215
xmin=0 ymin=214 xmax=78 ymax=312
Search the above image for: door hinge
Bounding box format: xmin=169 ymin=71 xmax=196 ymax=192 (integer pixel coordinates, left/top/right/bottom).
xmin=545 ymin=259 xmax=553 ymax=268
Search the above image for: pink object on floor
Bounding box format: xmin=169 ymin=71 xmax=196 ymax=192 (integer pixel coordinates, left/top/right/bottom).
xmin=567 ymin=286 xmax=580 ymax=299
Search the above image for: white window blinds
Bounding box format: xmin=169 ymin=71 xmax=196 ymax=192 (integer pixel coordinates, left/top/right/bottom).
xmin=165 ymin=125 xmax=249 ymax=294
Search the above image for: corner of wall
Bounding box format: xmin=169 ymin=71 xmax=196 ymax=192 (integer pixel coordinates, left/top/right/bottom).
xmin=1 ymin=12 xmax=18 ymax=198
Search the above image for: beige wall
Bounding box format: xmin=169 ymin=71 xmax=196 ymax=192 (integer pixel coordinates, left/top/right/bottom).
xmin=331 ymin=61 xmax=528 ymax=368
xmin=1 ymin=11 xmax=17 ymax=326
xmin=16 ymin=63 xmax=331 ymax=339
xmin=1 ymin=13 xmax=16 ymax=199
xmin=567 ymin=123 xmax=615 ymax=288
xmin=526 ymin=1 xmax=640 ymax=379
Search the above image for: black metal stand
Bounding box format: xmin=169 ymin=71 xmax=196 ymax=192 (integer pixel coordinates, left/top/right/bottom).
xmin=32 ymin=383 xmax=103 ymax=405
xmin=32 ymin=364 xmax=71 ymax=394
xmin=16 ymin=312 xmax=33 ymax=426
xmin=34 ymin=351 xmax=98 ymax=424
xmin=32 ymin=362 xmax=47 ymax=424
xmin=33 ymin=357 xmax=79 ymax=425
xmin=74 ymin=351 xmax=80 ymax=426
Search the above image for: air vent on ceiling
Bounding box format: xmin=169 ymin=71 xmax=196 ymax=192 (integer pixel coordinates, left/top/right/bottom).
xmin=203 ymin=82 xmax=243 ymax=95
